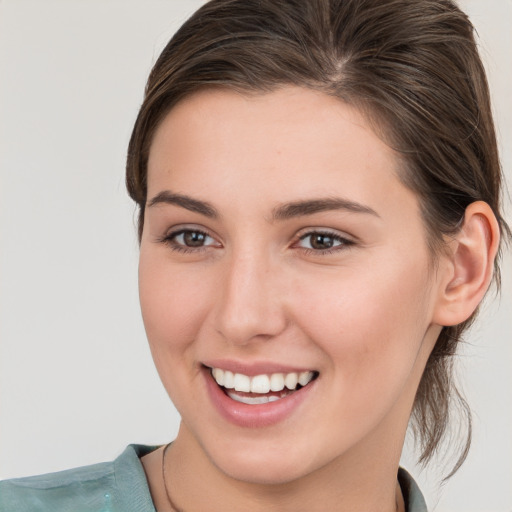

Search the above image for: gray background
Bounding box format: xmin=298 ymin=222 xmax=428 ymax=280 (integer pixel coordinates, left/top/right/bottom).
xmin=1 ymin=1 xmax=510 ymax=510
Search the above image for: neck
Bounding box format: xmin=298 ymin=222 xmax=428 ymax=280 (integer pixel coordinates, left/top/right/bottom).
xmin=159 ymin=424 xmax=405 ymax=512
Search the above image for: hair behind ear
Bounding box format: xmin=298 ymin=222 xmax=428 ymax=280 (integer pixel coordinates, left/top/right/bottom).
xmin=413 ymin=200 xmax=501 ymax=475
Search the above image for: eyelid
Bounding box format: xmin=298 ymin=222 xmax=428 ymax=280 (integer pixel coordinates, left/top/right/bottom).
xmin=292 ymin=227 xmax=356 ymax=254
xmin=295 ymin=226 xmax=356 ymax=242
xmin=157 ymin=225 xmax=222 ymax=252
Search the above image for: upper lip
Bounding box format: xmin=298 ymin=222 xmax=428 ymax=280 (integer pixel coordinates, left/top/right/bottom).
xmin=202 ymin=359 xmax=317 ymax=376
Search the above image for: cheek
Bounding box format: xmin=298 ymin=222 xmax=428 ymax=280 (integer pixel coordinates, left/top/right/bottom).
xmin=138 ymin=253 xmax=218 ymax=418
xmin=293 ymin=255 xmax=433 ymax=388
xmin=138 ymin=252 xmax=211 ymax=358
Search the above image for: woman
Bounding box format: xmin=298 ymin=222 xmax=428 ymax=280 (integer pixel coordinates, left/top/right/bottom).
xmin=1 ymin=0 xmax=509 ymax=510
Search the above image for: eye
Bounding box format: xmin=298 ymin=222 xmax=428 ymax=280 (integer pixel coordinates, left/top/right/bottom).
xmin=161 ymin=228 xmax=220 ymax=252
xmin=295 ymin=231 xmax=354 ymax=253
xmin=174 ymin=230 xmax=213 ymax=247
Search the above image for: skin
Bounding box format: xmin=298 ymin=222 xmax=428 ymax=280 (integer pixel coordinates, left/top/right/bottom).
xmin=138 ymin=87 xmax=497 ymax=511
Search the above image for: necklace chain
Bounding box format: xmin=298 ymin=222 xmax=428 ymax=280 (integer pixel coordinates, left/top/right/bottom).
xmin=162 ymin=443 xmax=183 ymax=512
xmin=161 ymin=441 xmax=403 ymax=512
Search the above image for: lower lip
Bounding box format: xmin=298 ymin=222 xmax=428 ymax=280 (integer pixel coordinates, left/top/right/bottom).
xmin=203 ymin=368 xmax=317 ymax=428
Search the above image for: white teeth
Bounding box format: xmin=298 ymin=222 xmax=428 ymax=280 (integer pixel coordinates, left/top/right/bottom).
xmin=285 ymin=372 xmax=298 ymax=390
xmin=299 ymin=371 xmax=314 ymax=386
xmin=211 ymin=368 xmax=316 ymax=394
xmin=228 ymin=392 xmax=281 ymax=405
xmin=223 ymin=370 xmax=235 ymax=389
xmin=233 ymin=373 xmax=251 ymax=392
xmin=270 ymin=373 xmax=285 ymax=392
xmin=250 ymin=374 xmax=270 ymax=393
xmin=212 ymin=368 xmax=224 ymax=386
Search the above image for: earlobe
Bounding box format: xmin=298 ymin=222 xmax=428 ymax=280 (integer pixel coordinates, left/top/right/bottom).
xmin=433 ymin=201 xmax=500 ymax=327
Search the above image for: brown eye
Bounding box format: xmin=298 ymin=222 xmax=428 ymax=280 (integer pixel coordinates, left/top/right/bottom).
xmin=309 ymin=234 xmax=335 ymax=250
xmin=167 ymin=230 xmax=217 ymax=249
xmin=183 ymin=231 xmax=208 ymax=247
xmin=297 ymin=231 xmax=353 ymax=252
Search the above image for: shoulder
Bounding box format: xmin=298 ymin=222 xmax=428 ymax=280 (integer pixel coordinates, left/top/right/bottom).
xmin=0 ymin=445 xmax=158 ymax=512
xmin=398 ymin=467 xmax=428 ymax=512
xmin=0 ymin=460 xmax=114 ymax=512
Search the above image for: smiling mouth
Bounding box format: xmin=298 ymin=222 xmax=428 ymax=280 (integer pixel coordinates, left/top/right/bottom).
xmin=209 ymin=367 xmax=319 ymax=405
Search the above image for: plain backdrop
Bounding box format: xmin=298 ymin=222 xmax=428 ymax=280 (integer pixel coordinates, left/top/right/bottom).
xmin=0 ymin=1 xmax=510 ymax=511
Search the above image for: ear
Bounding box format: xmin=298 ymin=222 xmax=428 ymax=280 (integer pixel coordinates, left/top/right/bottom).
xmin=433 ymin=201 xmax=500 ymax=327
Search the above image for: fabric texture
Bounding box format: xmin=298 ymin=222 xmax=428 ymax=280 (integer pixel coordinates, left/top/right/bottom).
xmin=0 ymin=445 xmax=427 ymax=511
xmin=0 ymin=445 xmax=157 ymax=512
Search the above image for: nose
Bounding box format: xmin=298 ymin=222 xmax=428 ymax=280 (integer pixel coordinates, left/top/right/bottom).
xmin=214 ymin=250 xmax=288 ymax=346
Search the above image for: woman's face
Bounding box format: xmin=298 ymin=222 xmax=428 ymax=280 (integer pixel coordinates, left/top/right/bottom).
xmin=139 ymin=87 xmax=446 ymax=484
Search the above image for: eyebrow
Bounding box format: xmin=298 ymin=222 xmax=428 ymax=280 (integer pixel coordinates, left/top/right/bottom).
xmin=271 ymin=197 xmax=380 ymax=221
xmin=147 ymin=190 xmax=379 ymax=221
xmin=148 ymin=191 xmax=219 ymax=218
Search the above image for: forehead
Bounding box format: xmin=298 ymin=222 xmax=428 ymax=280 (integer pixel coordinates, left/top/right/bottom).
xmin=147 ymin=87 xmax=417 ymax=219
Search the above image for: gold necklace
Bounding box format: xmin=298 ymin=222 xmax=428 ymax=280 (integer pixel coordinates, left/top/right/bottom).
xmin=162 ymin=443 xmax=183 ymax=512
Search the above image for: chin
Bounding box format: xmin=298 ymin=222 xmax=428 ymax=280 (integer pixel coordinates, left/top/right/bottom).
xmin=217 ymin=455 xmax=311 ymax=485
xmin=200 ymin=435 xmax=321 ymax=485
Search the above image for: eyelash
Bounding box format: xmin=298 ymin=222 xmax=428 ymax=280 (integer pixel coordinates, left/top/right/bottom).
xmin=158 ymin=228 xmax=355 ymax=255
xmin=158 ymin=228 xmax=217 ymax=254
xmin=294 ymin=230 xmax=355 ymax=255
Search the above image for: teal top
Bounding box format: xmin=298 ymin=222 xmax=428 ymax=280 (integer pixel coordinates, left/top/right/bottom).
xmin=0 ymin=445 xmax=428 ymax=511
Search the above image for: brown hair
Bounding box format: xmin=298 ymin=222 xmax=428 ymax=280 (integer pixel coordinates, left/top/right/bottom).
xmin=126 ymin=0 xmax=510 ymax=474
